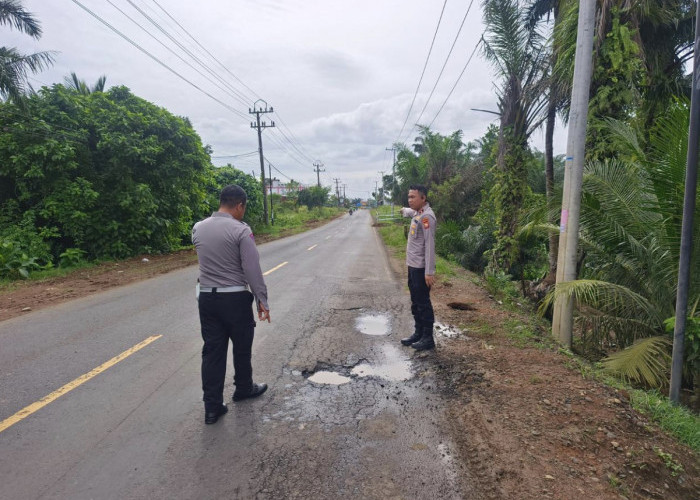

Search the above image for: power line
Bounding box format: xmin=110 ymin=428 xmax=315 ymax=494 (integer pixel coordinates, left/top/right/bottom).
xmin=105 ymin=0 xmax=250 ymax=110
xmin=211 ymin=150 xmax=259 ymax=159
xmin=123 ymin=0 xmax=252 ymax=107
xmin=150 ymin=0 xmax=261 ymax=102
xmin=395 ymin=0 xmax=448 ymax=143
xmin=401 ymin=0 xmax=476 ymax=144
xmin=69 ymin=0 xmax=250 ymax=122
xmin=427 ymin=36 xmax=482 ymax=128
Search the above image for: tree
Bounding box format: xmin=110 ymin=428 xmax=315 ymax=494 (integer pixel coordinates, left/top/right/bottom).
xmin=542 ymin=104 xmax=700 ymax=389
xmin=297 ymin=186 xmax=330 ymax=209
xmin=0 ymin=84 xmax=212 ymax=259
xmin=0 ymin=0 xmax=54 ymax=104
xmin=481 ymin=0 xmax=549 ymax=270
xmin=64 ymin=72 xmax=107 ymax=95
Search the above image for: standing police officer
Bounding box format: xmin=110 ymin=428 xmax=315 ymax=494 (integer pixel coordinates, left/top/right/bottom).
xmin=192 ymin=185 xmax=270 ymax=424
xmin=399 ymin=184 xmax=437 ymax=351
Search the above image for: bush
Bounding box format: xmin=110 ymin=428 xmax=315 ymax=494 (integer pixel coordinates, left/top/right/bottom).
xmin=59 ymin=248 xmax=86 ymax=268
xmin=0 ymin=238 xmax=41 ymax=279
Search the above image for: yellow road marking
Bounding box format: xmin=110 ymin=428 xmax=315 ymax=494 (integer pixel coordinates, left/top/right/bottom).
xmin=263 ymin=261 xmax=288 ymax=276
xmin=0 ymin=335 xmax=162 ymax=434
xmin=307 ymin=244 xmax=318 ymax=251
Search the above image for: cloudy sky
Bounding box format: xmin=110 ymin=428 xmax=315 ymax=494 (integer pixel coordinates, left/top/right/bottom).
xmin=9 ymin=0 xmax=566 ymax=199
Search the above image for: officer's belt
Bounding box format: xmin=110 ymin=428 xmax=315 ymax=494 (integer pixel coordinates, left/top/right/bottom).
xmin=199 ymin=285 xmax=248 ymax=293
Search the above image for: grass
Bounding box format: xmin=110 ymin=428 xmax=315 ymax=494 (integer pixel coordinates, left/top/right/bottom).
xmin=630 ymin=391 xmax=700 ymax=452
xmin=255 ymin=205 xmax=344 ymax=237
xmin=0 ymin=260 xmax=99 ymax=290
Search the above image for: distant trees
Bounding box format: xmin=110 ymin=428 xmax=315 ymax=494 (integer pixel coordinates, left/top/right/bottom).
xmin=297 ymin=186 xmax=330 ymax=209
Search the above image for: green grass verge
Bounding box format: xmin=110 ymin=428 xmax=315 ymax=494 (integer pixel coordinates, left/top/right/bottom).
xmin=0 ymin=261 xmax=99 ymax=290
xmin=628 ymin=390 xmax=700 ymax=452
xmin=255 ymin=206 xmax=344 ymax=237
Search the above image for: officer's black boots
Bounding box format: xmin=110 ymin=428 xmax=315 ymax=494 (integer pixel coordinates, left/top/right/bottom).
xmin=411 ymin=325 xmax=435 ymax=351
xmin=401 ymin=325 xmax=422 ymax=346
xmin=232 ymin=382 xmax=268 ymax=402
xmin=204 ymin=403 xmax=228 ymax=424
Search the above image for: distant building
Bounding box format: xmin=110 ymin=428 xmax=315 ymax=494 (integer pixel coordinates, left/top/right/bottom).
xmin=265 ymin=178 xmax=307 ymax=196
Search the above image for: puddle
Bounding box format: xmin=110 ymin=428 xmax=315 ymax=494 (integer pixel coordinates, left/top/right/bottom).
xmin=307 ymin=371 xmax=352 ymax=385
xmin=355 ymin=313 xmax=390 ymax=336
xmin=351 ymin=344 xmax=412 ymax=381
xmin=434 ymin=322 xmax=461 ymax=338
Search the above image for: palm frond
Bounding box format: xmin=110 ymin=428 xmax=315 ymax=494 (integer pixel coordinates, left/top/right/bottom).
xmin=0 ymin=0 xmax=42 ymax=38
xmin=0 ymin=47 xmax=55 ymax=103
xmin=602 ymin=336 xmax=672 ymax=387
xmin=540 ymin=279 xmax=663 ymax=329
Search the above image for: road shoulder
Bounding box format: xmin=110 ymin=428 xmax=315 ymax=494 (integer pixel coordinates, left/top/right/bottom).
xmin=376 ymin=226 xmax=700 ymax=500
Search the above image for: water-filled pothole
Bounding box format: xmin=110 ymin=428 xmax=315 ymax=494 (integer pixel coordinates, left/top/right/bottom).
xmin=307 ymin=371 xmax=352 ymax=385
xmin=351 ymin=345 xmax=413 ymax=382
xmin=356 ymin=313 xmax=390 ymax=336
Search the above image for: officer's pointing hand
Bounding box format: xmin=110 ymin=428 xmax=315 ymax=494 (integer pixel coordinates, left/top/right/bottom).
xmin=425 ymin=275 xmax=435 ymax=289
xmin=258 ymin=303 xmax=271 ymax=323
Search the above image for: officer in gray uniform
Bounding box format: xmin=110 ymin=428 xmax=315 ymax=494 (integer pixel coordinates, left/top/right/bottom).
xmin=399 ymin=184 xmax=437 ymax=351
xmin=192 ymin=184 xmax=270 ymax=424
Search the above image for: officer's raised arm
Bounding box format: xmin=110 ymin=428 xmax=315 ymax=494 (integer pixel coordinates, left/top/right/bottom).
xmin=400 ymin=207 xmax=416 ymax=218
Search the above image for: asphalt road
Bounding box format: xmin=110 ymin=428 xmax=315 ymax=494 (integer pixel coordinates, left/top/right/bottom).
xmin=0 ymin=210 xmax=466 ymax=499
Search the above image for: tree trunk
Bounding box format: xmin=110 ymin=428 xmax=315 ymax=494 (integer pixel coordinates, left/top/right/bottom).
xmin=544 ymin=95 xmax=558 ymax=284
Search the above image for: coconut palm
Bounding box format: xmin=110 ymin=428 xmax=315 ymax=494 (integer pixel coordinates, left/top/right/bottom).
xmin=64 ymin=72 xmax=107 ymax=95
xmin=481 ymin=0 xmax=550 ymax=270
xmin=541 ymin=102 xmax=700 ymax=388
xmin=0 ymin=0 xmax=54 ymax=103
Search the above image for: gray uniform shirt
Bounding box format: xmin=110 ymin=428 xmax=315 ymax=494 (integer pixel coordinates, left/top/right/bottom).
xmin=402 ymin=203 xmax=437 ymax=275
xmin=192 ymin=212 xmax=269 ymax=310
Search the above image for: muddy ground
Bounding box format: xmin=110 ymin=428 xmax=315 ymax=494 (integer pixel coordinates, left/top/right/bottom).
xmin=1 ymin=220 xmax=698 ymax=499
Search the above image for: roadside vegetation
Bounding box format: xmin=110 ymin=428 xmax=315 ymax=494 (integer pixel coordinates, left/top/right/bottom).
xmin=371 ymin=0 xmax=699 ymax=416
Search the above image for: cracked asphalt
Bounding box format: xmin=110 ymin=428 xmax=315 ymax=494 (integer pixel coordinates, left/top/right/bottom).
xmin=0 ymin=210 xmax=467 ymax=499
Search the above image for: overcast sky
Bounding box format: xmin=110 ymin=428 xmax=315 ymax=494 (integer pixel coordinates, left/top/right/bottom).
xmin=9 ymin=0 xmax=566 ymax=199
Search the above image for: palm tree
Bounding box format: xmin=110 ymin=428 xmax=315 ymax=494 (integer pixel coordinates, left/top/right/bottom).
xmin=542 ymin=103 xmax=700 ymax=389
xmin=0 ymin=0 xmax=54 ymax=103
xmin=64 ymin=72 xmax=107 ymax=95
xmin=481 ymin=0 xmax=550 ymax=270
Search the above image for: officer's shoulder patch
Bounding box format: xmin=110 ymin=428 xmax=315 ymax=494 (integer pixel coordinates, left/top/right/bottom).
xmin=422 ymin=217 xmax=430 ymax=229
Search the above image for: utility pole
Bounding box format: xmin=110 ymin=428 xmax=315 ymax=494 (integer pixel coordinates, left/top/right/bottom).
xmin=551 ymin=0 xmax=596 ymax=347
xmin=313 ymin=161 xmax=325 ymax=187
xmin=670 ymin=9 xmax=700 ymax=403
xmin=374 ymin=181 xmax=379 ymax=207
xmin=268 ymin=162 xmax=274 ymax=225
xmin=333 ymin=178 xmax=341 ymax=206
xmin=250 ymin=99 xmax=274 ymax=225
xmin=378 ymin=171 xmax=385 ymax=206
xmin=342 ymin=184 xmax=347 ymax=205
xmin=386 ymin=146 xmax=397 ymax=217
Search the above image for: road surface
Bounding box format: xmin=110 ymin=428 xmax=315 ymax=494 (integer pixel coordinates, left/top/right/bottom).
xmin=0 ymin=210 xmax=466 ymax=499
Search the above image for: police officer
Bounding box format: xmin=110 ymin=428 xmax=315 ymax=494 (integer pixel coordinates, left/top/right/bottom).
xmin=399 ymin=184 xmax=437 ymax=351
xmin=192 ymin=185 xmax=270 ymax=424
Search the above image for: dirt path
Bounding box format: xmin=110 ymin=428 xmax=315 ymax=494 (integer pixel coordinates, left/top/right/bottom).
xmin=381 ymin=247 xmax=699 ymax=499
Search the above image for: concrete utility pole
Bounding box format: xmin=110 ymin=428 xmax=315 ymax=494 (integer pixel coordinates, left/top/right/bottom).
xmin=552 ymin=0 xmax=596 ymax=347
xmin=378 ymin=171 xmax=385 ymax=206
xmin=375 ymin=181 xmax=379 ymax=206
xmin=670 ymin=9 xmax=700 ymax=403
xmin=333 ymin=178 xmax=341 ymax=206
xmin=342 ymin=184 xmax=347 ymax=204
xmin=386 ymin=146 xmax=397 ymax=216
xmin=313 ymin=161 xmax=325 ymax=187
xmin=268 ymin=162 xmax=274 ymax=225
xmin=250 ymin=100 xmax=274 ymax=225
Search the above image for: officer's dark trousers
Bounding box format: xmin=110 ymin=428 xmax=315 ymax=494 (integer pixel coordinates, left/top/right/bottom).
xmin=408 ymin=266 xmax=434 ymax=329
xmin=198 ymin=290 xmax=255 ymax=411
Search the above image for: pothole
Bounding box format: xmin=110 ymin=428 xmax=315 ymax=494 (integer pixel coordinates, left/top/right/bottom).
xmin=351 ymin=345 xmax=413 ymax=382
xmin=307 ymin=371 xmax=352 ymax=385
xmin=356 ymin=313 xmax=391 ymax=336
xmin=447 ymin=302 xmax=476 ymax=311
xmin=435 ymin=322 xmax=462 ymax=338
